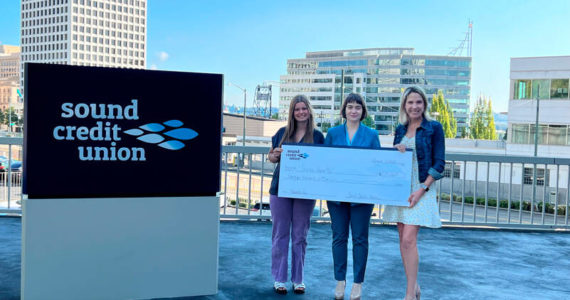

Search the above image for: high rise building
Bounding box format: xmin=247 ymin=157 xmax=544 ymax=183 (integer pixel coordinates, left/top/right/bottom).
xmin=20 ymin=0 xmax=147 ymax=94
xmin=0 ymin=45 xmax=22 ymax=112
xmin=0 ymin=45 xmax=21 ymax=80
xmin=280 ymin=48 xmax=471 ymax=135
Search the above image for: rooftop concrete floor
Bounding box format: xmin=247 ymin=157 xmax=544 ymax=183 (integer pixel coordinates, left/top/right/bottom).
xmin=1 ymin=217 xmax=570 ymax=300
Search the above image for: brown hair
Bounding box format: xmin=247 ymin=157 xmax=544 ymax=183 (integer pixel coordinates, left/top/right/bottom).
xmin=279 ymin=95 xmax=315 ymax=147
xmin=341 ymin=93 xmax=368 ymax=121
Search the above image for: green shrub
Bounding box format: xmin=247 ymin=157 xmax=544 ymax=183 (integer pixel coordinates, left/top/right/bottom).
xmin=537 ymin=202 xmax=555 ymax=214
xmin=522 ymin=201 xmax=532 ymax=211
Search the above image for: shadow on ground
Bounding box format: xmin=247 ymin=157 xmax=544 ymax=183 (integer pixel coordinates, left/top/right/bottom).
xmin=1 ymin=218 xmax=570 ymax=299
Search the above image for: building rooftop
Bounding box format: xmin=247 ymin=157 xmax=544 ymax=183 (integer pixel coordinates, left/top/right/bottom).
xmin=1 ymin=217 xmax=570 ymax=299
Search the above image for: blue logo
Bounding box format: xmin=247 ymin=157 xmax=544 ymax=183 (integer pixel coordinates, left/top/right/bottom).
xmin=124 ymin=119 xmax=198 ymax=150
xmin=298 ymin=153 xmax=309 ymax=159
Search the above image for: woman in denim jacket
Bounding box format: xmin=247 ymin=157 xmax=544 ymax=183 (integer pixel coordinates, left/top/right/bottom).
xmin=382 ymin=86 xmax=445 ymax=300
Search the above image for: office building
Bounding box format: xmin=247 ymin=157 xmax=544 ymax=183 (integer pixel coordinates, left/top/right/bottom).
xmin=20 ymin=0 xmax=147 ymax=93
xmin=280 ymin=48 xmax=471 ymax=135
xmin=508 ymin=56 xmax=570 ymax=157
xmin=0 ymin=45 xmax=22 ymax=112
xmin=0 ymin=45 xmax=21 ymax=80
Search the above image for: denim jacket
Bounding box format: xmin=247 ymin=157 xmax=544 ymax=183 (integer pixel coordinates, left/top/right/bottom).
xmin=393 ymin=118 xmax=445 ymax=183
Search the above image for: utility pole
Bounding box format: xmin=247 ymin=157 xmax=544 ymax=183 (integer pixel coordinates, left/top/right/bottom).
xmin=531 ymin=84 xmax=540 ymax=222
xmin=340 ymin=69 xmax=344 ymax=123
xmin=534 ymin=84 xmax=540 ymax=157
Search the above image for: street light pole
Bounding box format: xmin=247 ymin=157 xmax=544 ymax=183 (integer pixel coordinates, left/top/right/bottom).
xmin=228 ymin=82 xmax=247 ymax=147
xmin=533 ymin=84 xmax=540 ymax=157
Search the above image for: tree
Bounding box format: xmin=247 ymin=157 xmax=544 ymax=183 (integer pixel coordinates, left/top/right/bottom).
xmin=469 ymin=95 xmax=498 ymax=140
xmin=362 ymin=115 xmax=375 ymax=128
xmin=3 ymin=107 xmax=19 ymax=128
xmin=469 ymin=96 xmax=486 ymax=139
xmin=460 ymin=127 xmax=468 ymax=138
xmin=486 ymin=100 xmax=498 ymax=140
xmin=429 ymin=90 xmax=457 ymax=138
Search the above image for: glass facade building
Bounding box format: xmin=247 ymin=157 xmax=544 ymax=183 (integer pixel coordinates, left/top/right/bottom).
xmin=280 ymin=48 xmax=472 ymax=135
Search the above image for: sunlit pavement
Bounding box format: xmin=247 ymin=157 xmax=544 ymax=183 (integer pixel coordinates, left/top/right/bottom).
xmin=1 ymin=217 xmax=570 ymax=300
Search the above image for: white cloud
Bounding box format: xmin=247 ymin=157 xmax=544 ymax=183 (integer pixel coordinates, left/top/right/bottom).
xmin=150 ymin=64 xmax=157 ymax=70
xmin=158 ymin=51 xmax=169 ymax=62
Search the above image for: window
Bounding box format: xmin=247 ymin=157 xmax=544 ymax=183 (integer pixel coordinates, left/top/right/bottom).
xmin=512 ymin=124 xmax=530 ymax=144
xmin=548 ymin=125 xmax=567 ymax=145
xmin=514 ymin=80 xmax=531 ymax=99
xmin=532 ymin=79 xmax=550 ymax=99
xmin=443 ymin=162 xmax=460 ymax=179
xmin=550 ymin=79 xmax=569 ymax=99
xmin=523 ymin=167 xmax=549 ymax=186
xmin=529 ymin=124 xmax=547 ymax=145
xmin=512 ymin=123 xmax=570 ymax=145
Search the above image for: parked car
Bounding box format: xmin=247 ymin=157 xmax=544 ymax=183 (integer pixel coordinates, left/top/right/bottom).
xmin=0 ymin=159 xmax=23 ymax=184
xmin=0 ymin=159 xmax=22 ymax=172
xmin=251 ymin=202 xmax=271 ymax=216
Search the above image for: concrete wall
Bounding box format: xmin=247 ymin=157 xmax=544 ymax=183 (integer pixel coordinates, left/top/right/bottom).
xmin=223 ymin=113 xmax=286 ymax=137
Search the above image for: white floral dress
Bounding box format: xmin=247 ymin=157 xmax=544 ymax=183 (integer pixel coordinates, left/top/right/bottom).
xmin=381 ymin=136 xmax=442 ymax=228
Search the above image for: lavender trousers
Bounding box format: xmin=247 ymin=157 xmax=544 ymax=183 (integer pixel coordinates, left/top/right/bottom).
xmin=270 ymin=195 xmax=316 ymax=284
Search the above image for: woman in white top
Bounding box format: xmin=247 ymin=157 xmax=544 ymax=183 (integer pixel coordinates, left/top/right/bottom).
xmin=382 ymin=86 xmax=445 ymax=300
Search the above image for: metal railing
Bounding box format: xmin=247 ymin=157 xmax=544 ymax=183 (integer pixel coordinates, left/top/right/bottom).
xmin=439 ymin=154 xmax=569 ymax=229
xmin=0 ymin=137 xmax=23 ymax=215
xmin=220 ymin=146 xmax=570 ymax=230
xmin=2 ymin=138 xmax=569 ymax=230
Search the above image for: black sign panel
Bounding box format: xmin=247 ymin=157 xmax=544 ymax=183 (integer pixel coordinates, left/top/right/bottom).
xmin=23 ymin=63 xmax=222 ymax=199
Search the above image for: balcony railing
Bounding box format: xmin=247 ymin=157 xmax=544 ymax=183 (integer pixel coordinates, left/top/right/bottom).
xmin=0 ymin=137 xmax=23 ymax=215
xmin=2 ymin=138 xmax=569 ymax=230
xmin=220 ymin=146 xmax=570 ymax=230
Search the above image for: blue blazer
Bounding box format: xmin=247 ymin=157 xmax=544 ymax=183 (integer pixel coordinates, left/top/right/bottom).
xmin=324 ymin=123 xmax=381 ymax=206
xmin=325 ymin=123 xmax=381 ymax=149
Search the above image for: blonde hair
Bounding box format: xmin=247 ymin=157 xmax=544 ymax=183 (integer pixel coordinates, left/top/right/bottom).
xmin=279 ymin=95 xmax=315 ymax=147
xmin=398 ymin=86 xmax=432 ymax=125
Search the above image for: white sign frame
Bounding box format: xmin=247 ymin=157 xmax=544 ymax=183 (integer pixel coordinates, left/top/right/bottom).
xmin=21 ymin=196 xmax=219 ymax=300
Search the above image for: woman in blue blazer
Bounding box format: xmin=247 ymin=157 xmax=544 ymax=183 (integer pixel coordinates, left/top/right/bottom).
xmin=324 ymin=93 xmax=380 ymax=300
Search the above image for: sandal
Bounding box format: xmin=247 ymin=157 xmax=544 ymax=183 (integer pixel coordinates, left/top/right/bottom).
xmin=293 ymin=282 xmax=306 ymax=294
xmin=274 ymin=281 xmax=287 ymax=295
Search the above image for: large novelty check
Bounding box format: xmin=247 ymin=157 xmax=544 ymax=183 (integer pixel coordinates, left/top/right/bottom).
xmin=278 ymin=144 xmax=412 ymax=206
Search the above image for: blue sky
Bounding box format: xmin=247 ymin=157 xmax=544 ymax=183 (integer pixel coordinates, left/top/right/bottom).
xmin=1 ymin=0 xmax=569 ymax=112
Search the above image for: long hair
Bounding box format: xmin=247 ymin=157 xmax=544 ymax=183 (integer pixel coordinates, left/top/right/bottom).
xmin=279 ymin=95 xmax=315 ymax=147
xmin=398 ymin=86 xmax=433 ymax=125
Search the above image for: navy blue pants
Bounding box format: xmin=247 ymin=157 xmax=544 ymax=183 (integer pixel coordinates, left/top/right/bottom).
xmin=328 ymin=201 xmax=374 ymax=283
